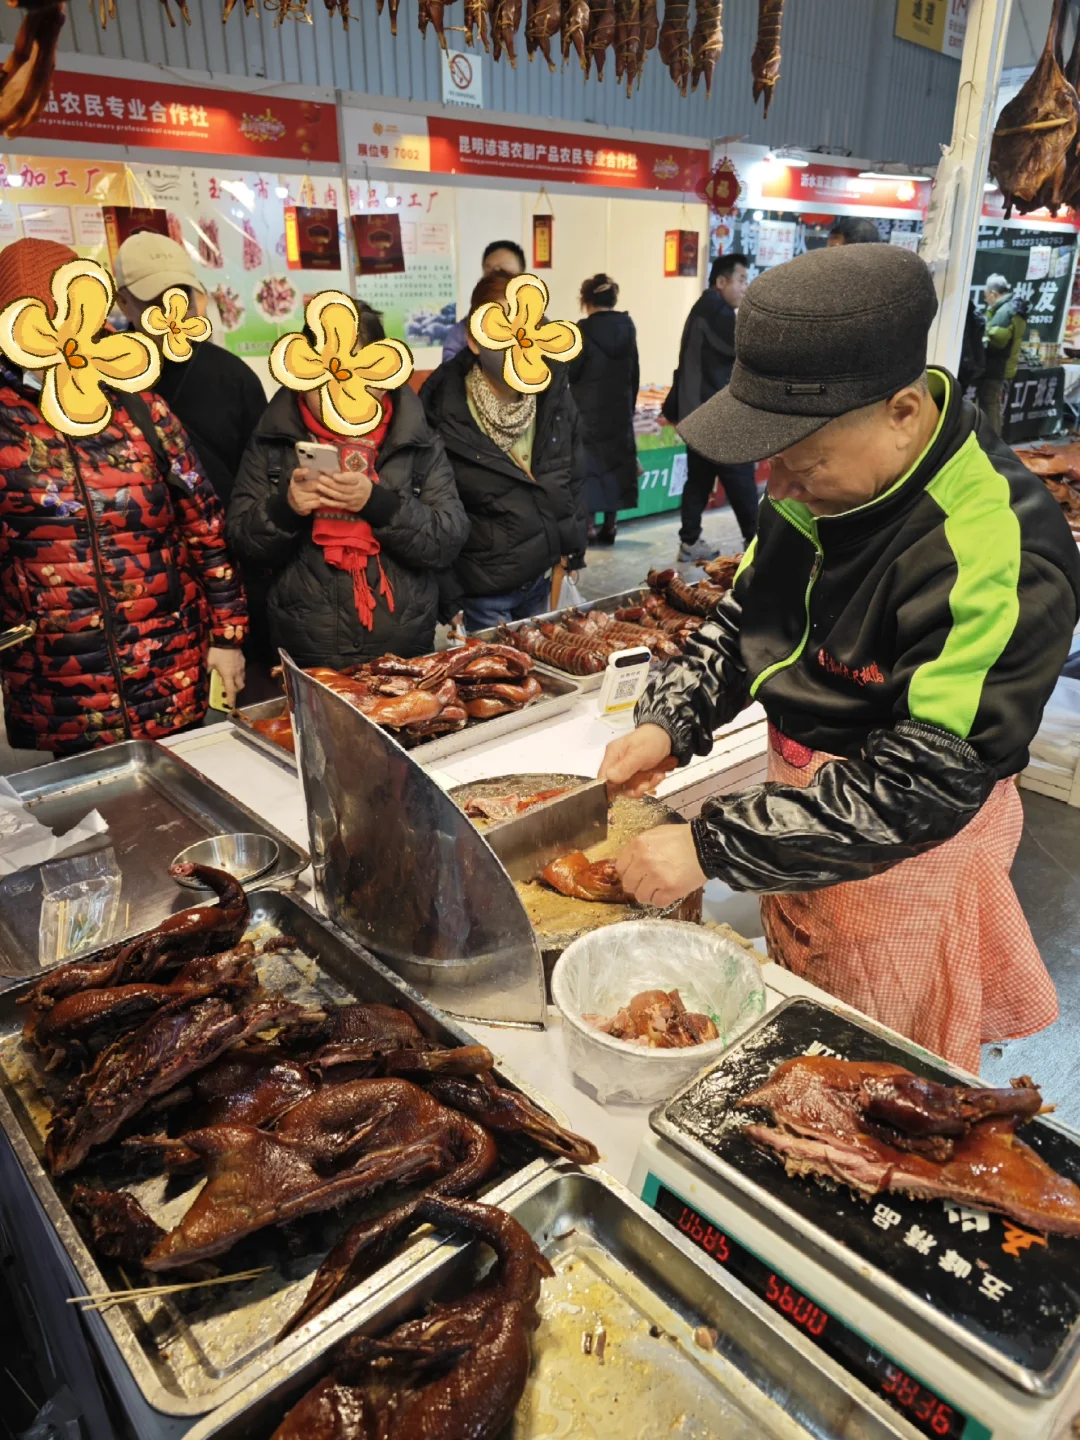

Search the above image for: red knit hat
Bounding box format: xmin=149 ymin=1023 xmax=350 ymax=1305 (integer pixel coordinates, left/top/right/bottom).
xmin=0 ymin=238 xmax=79 ymax=318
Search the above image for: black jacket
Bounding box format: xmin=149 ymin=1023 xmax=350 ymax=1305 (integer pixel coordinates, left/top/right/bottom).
xmin=675 ymin=288 xmax=737 ymax=422
xmin=569 ymin=310 xmax=640 ymax=511
xmin=226 ymin=386 xmax=467 ymax=669
xmin=420 ymin=350 xmax=587 ymax=605
xmin=154 ymin=342 xmax=267 ymax=507
xmin=637 ymin=369 xmax=1080 ymax=894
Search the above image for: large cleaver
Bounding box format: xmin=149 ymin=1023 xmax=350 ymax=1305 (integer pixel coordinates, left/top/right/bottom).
xmin=483 ymin=780 xmax=609 ymax=882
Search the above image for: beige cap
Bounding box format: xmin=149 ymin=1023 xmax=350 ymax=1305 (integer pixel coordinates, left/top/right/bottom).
xmin=113 ymin=232 xmax=205 ymax=302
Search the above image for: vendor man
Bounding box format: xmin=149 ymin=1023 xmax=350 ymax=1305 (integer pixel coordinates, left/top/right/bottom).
xmin=602 ymin=244 xmax=1080 ymax=1073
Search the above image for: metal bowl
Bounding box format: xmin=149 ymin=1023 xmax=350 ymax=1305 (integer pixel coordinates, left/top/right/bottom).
xmin=171 ymin=832 xmax=280 ymax=889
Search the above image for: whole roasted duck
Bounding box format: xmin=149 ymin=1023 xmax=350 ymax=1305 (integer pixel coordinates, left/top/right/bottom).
xmin=659 ymin=0 xmax=691 ymax=95
xmin=0 ymin=0 xmax=68 ymax=138
xmin=273 ymin=1196 xmax=552 ymax=1440
xmin=990 ymin=0 xmax=1079 ymax=216
xmin=562 ymin=0 xmax=589 ymax=70
xmin=690 ymin=0 xmax=722 ymax=97
xmin=526 ymin=0 xmax=561 ymax=68
xmin=741 ymin=1057 xmax=1080 ymax=1235
xmin=586 ymin=0 xmax=616 ymax=77
xmin=19 ymin=864 xmax=249 ymax=1018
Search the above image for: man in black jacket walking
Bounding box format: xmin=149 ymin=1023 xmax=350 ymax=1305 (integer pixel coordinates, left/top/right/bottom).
xmin=601 ymin=243 xmax=1080 ymax=1072
xmin=672 ymin=253 xmax=757 ymax=561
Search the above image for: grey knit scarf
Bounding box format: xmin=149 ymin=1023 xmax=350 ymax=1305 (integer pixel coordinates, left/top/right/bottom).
xmin=466 ymin=364 xmax=536 ymax=456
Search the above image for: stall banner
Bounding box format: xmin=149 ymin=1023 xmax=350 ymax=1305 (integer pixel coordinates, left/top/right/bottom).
xmin=756 ymin=162 xmax=929 ymax=215
xmin=1003 ymin=366 xmax=1065 ymax=444
xmin=349 ymin=196 xmax=456 ymax=362
xmin=22 ymin=72 xmax=339 ymax=163
xmin=895 ymin=0 xmax=968 ymax=58
xmin=972 ymin=225 xmax=1078 ymax=345
xmin=0 ymin=158 xmax=133 ymax=263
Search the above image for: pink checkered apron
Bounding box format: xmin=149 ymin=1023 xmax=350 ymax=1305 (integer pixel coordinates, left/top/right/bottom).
xmin=759 ymin=726 xmax=1057 ymax=1074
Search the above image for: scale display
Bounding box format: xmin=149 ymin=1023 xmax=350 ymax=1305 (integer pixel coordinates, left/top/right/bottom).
xmin=656 ymin=999 xmax=1080 ymax=1385
xmin=649 ymin=1178 xmax=970 ymax=1439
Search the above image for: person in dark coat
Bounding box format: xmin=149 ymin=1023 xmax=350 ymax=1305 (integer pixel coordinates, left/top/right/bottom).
xmin=226 ymin=303 xmax=467 ymax=670
xmin=421 ymin=271 xmax=588 ymax=632
xmin=672 ymin=253 xmax=758 ymax=561
xmin=569 ymin=274 xmax=639 ymax=546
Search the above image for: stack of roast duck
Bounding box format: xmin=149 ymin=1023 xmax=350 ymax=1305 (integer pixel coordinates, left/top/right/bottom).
xmin=18 ymin=864 xmax=596 ymax=1375
xmin=250 ymin=639 xmax=544 ymax=754
xmin=0 ymin=0 xmax=789 ymax=143
xmin=990 ymin=0 xmax=1080 ymax=217
xmin=1015 ymin=442 xmax=1080 ymax=531
xmin=500 ymin=555 xmax=739 ymax=676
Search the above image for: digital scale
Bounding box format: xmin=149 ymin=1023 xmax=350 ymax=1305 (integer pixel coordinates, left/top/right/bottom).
xmin=629 ymin=999 xmax=1080 ymax=1440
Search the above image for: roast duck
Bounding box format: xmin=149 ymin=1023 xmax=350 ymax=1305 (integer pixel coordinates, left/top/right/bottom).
xmin=990 ymin=0 xmax=1080 ymax=217
xmin=1015 ymin=443 xmax=1080 ymax=528
xmin=741 ymin=1056 xmax=1080 ymax=1236
xmin=497 ymin=556 xmax=739 ymax=679
xmin=249 ymin=640 xmax=544 ymax=756
xmin=19 ymin=865 xmax=597 ymax=1349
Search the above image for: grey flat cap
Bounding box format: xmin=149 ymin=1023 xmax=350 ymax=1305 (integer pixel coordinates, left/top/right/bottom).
xmin=679 ymin=244 xmax=939 ymax=465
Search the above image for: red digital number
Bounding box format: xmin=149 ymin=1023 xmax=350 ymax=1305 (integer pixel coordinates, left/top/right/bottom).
xmin=677 ymin=1207 xmax=731 ymax=1264
xmin=806 ymin=1306 xmax=828 ymax=1337
xmin=931 ymin=1405 xmax=955 ymax=1436
xmin=881 ymin=1365 xmax=901 ymax=1396
xmin=677 ymin=1206 xmax=695 ymax=1234
xmin=913 ymin=1391 xmax=936 ymax=1422
xmin=766 ymin=1274 xmax=781 ymax=1304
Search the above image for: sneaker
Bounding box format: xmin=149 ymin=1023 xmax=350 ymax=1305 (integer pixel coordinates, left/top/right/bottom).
xmin=678 ymin=536 xmax=721 ymax=563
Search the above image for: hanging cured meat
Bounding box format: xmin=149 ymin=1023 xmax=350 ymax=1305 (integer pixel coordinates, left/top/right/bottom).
xmin=0 ymin=0 xmax=68 ymax=139
xmin=419 ymin=0 xmax=456 ymax=49
xmin=659 ymin=0 xmax=691 ymax=96
xmin=615 ymin=0 xmax=643 ymax=95
xmin=690 ymin=0 xmax=722 ymax=97
xmin=526 ymin=0 xmax=562 ymax=69
xmin=641 ymin=0 xmax=658 ymax=53
xmin=751 ymin=0 xmax=786 ymax=116
xmin=586 ymin=0 xmax=616 ymax=77
xmin=991 ymin=0 xmax=1080 ymax=217
xmin=464 ymin=0 xmax=492 ymax=48
xmin=562 ymin=0 xmax=589 ymax=71
xmin=492 ymin=0 xmax=523 ymax=65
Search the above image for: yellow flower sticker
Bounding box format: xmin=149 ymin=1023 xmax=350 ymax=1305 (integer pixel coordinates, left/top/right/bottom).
xmin=0 ymin=259 xmax=160 ymax=438
xmin=141 ymin=287 xmax=212 ymax=363
xmin=268 ymin=290 xmax=414 ymax=438
xmin=469 ymin=273 xmax=582 ymax=394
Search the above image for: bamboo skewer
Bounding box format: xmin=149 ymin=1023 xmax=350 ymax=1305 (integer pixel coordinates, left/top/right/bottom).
xmin=68 ymin=1266 xmax=270 ymax=1313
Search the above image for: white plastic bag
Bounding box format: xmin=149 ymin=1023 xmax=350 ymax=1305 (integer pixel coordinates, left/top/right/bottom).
xmin=558 ymin=573 xmax=585 ymax=610
xmin=551 ymin=919 xmax=766 ymax=1105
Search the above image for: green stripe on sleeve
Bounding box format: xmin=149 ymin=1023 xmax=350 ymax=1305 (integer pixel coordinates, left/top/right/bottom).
xmin=733 ymin=536 xmax=757 ymax=584
xmin=907 ymin=434 xmax=1021 ymax=739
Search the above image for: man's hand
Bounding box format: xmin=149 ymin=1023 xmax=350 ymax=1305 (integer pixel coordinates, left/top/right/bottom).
xmin=615 ymin=824 xmax=707 ymax=910
xmin=207 ymin=647 xmax=246 ymax=707
xmin=599 ymin=722 xmax=678 ymax=797
xmin=287 ymin=468 xmax=322 ymax=517
xmin=317 ymin=469 xmax=373 ymax=513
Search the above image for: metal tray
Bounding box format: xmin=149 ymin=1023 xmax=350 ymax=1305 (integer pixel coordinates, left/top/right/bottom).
xmin=229 ymin=660 xmax=582 ymax=769
xmin=0 ymin=742 xmax=308 ymax=979
xmin=474 ymin=586 xmax=653 ymax=691
xmin=0 ymin=890 xmax=553 ymax=1416
xmin=185 ymin=1166 xmax=915 ymax=1440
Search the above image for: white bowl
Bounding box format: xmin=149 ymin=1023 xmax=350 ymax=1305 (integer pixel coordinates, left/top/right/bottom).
xmin=550 ymin=919 xmax=766 ymax=1105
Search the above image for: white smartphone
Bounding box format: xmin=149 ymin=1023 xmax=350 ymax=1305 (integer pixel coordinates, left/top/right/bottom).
xmin=295 ymin=441 xmax=341 ymax=476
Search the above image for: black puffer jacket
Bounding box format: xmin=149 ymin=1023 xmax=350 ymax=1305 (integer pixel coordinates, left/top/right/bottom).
xmin=226 ymin=386 xmax=467 ymax=669
xmin=674 ymin=287 xmax=737 ymax=421
xmin=569 ymin=310 xmax=640 ymax=511
xmin=420 ymin=350 xmax=587 ymax=606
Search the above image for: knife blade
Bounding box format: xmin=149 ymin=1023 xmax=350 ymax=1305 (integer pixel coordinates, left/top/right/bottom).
xmin=484 ymin=779 xmax=609 ymax=882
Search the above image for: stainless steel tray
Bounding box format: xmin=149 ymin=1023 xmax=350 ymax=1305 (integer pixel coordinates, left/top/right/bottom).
xmin=474 ymin=587 xmax=652 ymax=691
xmin=0 ymin=742 xmax=308 ymax=978
xmin=185 ymin=1166 xmax=915 ymax=1440
xmin=229 ymin=660 xmax=582 ymax=769
xmin=0 ymin=890 xmax=553 ymax=1416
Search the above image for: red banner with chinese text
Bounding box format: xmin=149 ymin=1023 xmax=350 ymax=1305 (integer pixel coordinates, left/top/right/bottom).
xmin=21 ymin=72 xmax=339 ymax=164
xmin=426 ymin=116 xmax=709 ymax=193
xmin=757 ymin=163 xmax=929 ymax=214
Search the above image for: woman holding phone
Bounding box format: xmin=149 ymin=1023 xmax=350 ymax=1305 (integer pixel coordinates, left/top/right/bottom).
xmin=227 ymin=301 xmax=467 ymax=670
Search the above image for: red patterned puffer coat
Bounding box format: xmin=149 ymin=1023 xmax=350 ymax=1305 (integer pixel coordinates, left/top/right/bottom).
xmin=0 ymin=371 xmax=247 ymax=754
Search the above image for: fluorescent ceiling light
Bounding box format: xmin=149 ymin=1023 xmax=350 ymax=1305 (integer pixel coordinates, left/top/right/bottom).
xmin=858 ymin=170 xmax=932 ymax=182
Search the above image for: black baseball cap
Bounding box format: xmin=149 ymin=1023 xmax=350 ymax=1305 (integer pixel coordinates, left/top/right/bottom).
xmin=679 ymin=244 xmax=939 ymax=465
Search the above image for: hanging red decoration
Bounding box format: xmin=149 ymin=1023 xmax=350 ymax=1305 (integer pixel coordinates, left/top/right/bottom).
xmin=698 ymin=157 xmax=741 ymax=215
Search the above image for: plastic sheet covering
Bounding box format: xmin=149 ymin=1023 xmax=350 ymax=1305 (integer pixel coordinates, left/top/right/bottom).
xmin=551 ymin=919 xmax=766 ymax=1104
xmin=0 ymin=777 xmax=107 ymax=878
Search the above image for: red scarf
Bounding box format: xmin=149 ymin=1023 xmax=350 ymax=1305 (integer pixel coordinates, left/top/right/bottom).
xmin=300 ymin=395 xmax=394 ymax=631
